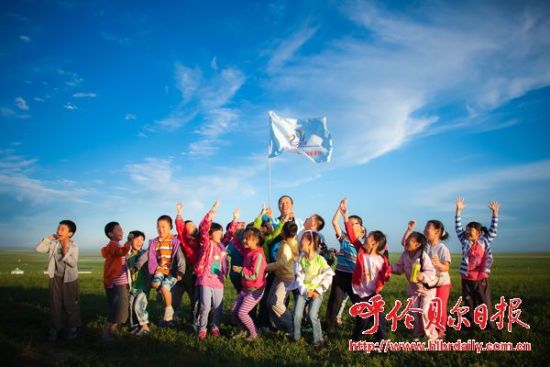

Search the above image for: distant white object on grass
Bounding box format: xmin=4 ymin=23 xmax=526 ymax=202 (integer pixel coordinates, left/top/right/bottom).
xmin=11 ymin=267 xmax=24 ymax=275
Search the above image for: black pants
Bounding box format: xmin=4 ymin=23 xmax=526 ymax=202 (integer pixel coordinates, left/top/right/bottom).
xmin=349 ymin=293 xmax=387 ymax=341
xmin=172 ymin=273 xmax=199 ymax=324
xmin=106 ymin=285 xmax=129 ymax=324
xmin=325 ymin=270 xmax=354 ymax=333
xmin=462 ymin=278 xmax=493 ymax=326
xmin=257 ymin=272 xmax=275 ymax=328
xmin=49 ymin=276 xmax=81 ymax=330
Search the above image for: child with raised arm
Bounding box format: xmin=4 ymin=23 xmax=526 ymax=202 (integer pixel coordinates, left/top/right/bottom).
xmin=101 ymin=222 xmax=133 ymax=340
xmin=174 ymin=202 xmax=201 ymax=328
xmin=265 ymin=221 xmax=299 ymax=334
xmin=292 ymin=231 xmax=335 ymax=346
xmin=325 ymin=198 xmax=365 ymax=335
xmin=36 ymin=220 xmax=80 ymax=341
xmin=340 ymin=199 xmax=391 ymax=341
xmin=402 ymin=219 xmax=452 ymax=338
xmin=132 ymin=215 xmax=186 ymax=327
xmin=392 ymin=231 xmax=439 ymax=340
xmin=230 ymin=209 xmax=268 ymax=341
xmin=455 ymin=197 xmax=499 ymax=329
xmin=195 ymin=200 xmax=238 ymax=340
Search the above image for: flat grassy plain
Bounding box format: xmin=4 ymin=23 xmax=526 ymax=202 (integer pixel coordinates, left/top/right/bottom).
xmin=0 ymin=250 xmax=548 ymax=367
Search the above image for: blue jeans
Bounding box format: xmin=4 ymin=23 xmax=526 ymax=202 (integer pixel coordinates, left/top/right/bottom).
xmin=129 ymin=289 xmax=149 ymax=327
xmin=293 ymin=293 xmax=324 ymax=343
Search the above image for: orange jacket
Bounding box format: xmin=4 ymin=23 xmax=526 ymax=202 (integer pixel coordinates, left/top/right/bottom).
xmin=101 ymin=240 xmax=131 ymax=287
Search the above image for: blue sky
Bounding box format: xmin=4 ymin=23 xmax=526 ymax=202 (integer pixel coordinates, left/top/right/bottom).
xmin=1 ymin=0 xmax=549 ymax=252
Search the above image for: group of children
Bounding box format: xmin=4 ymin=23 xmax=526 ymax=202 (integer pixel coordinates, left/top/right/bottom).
xmin=36 ymin=195 xmax=499 ymax=345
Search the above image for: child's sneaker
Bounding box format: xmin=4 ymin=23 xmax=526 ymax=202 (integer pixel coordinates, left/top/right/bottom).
xmin=198 ymin=330 xmax=207 ymax=340
xmin=211 ymin=327 xmax=221 ymax=337
xmin=164 ymin=306 xmax=174 ymax=322
xmin=135 ymin=327 xmax=150 ymax=336
xmin=47 ymin=328 xmax=58 ymax=342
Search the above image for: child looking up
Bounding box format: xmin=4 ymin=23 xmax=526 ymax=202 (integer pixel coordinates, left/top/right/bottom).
xmin=456 ymin=197 xmax=499 ymax=329
xmin=392 ymin=231 xmax=438 ymax=340
xmin=195 ymin=200 xmax=238 ymax=340
xmin=36 ymin=220 xmax=80 ymax=341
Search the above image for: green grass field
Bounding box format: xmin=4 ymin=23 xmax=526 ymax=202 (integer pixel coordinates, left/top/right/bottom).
xmin=0 ymin=250 xmax=548 ymax=366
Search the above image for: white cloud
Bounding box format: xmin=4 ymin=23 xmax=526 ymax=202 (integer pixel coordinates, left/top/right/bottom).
xmin=19 ymin=35 xmax=30 ymax=43
xmin=0 ymin=149 xmax=90 ymax=204
xmin=64 ymin=102 xmax=78 ymax=110
xmin=72 ymin=92 xmax=96 ymax=98
xmin=125 ymin=113 xmax=136 ymax=121
xmin=15 ymin=97 xmax=29 ymax=111
xmin=416 ymin=160 xmax=550 ymax=212
xmin=34 ymin=97 xmax=45 ymax=102
xmin=262 ymin=1 xmax=550 ymax=166
xmin=210 ymin=56 xmax=218 ymax=70
xmin=266 ymin=25 xmax=318 ymax=73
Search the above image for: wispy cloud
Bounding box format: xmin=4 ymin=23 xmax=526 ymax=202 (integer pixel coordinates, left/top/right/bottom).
xmin=72 ymin=92 xmax=96 ymax=98
xmin=19 ymin=35 xmax=31 ymax=43
xmin=0 ymin=149 xmax=90 ymax=204
xmin=262 ymin=1 xmax=550 ymax=166
xmin=57 ymin=68 xmax=84 ymax=87
xmin=15 ymin=97 xmax=29 ymax=111
xmin=125 ymin=113 xmax=136 ymax=121
xmin=266 ymin=25 xmax=318 ymax=73
xmin=415 ymin=160 xmax=550 ymax=212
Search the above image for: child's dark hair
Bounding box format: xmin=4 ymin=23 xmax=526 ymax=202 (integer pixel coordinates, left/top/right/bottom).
xmin=104 ymin=221 xmax=120 ymax=239
xmin=349 ymin=215 xmax=363 ymax=226
xmin=129 ymin=230 xmax=145 ymax=240
xmin=427 ymin=220 xmax=449 ymax=241
xmin=59 ymin=220 xmax=77 ymax=236
xmin=466 ymin=222 xmax=489 ymax=237
xmin=157 ymin=215 xmax=173 ymax=229
xmin=243 ymin=227 xmax=264 ymax=245
xmin=313 ymin=214 xmax=325 ymax=231
xmin=282 ymin=221 xmax=298 ymax=239
xmin=407 ymin=231 xmax=427 ymax=248
xmin=184 ymin=220 xmax=193 ymax=225
xmin=210 ymin=222 xmax=223 ymax=236
xmin=369 ymin=230 xmax=387 ymax=253
xmin=303 ymin=230 xmax=322 ymax=251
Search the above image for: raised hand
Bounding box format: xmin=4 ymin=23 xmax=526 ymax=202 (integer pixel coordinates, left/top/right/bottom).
xmin=339 ymin=197 xmax=348 ymax=216
xmin=209 ymin=200 xmax=221 ymax=216
xmin=176 ymin=202 xmax=184 ymax=214
xmin=456 ymin=197 xmax=465 ymax=213
xmin=407 ymin=220 xmax=416 ymax=231
xmin=488 ymin=201 xmax=500 ymax=216
xmin=233 ymin=208 xmax=241 ymax=221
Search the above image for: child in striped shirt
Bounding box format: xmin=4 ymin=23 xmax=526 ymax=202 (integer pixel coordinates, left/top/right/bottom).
xmin=292 ymin=230 xmax=335 ymax=346
xmin=455 ymin=197 xmax=499 ymax=330
xmin=101 ymin=222 xmax=132 ymax=341
xmin=231 ymin=210 xmax=268 ymax=341
xmin=133 ymin=215 xmax=186 ymax=325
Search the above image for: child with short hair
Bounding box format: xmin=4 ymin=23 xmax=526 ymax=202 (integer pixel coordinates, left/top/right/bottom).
xmin=133 ymin=215 xmax=186 ymax=326
xmin=230 ymin=209 xmax=268 ymax=341
xmin=101 ymin=222 xmax=133 ymax=340
xmin=325 ymin=198 xmax=365 ymax=334
xmin=292 ymin=231 xmax=335 ymax=346
xmin=340 ymin=199 xmax=391 ymax=341
xmin=36 ymin=220 xmax=80 ymax=341
xmin=195 ymin=200 xmax=238 ymax=340
xmin=455 ymin=197 xmax=499 ymax=329
xmin=126 ymin=230 xmax=150 ymax=336
xmin=265 ymin=221 xmax=299 ymax=334
xmin=392 ymin=231 xmax=438 ymax=340
xmin=175 ymin=202 xmax=201 ymax=328
xmin=402 ymin=219 xmax=452 ymax=338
